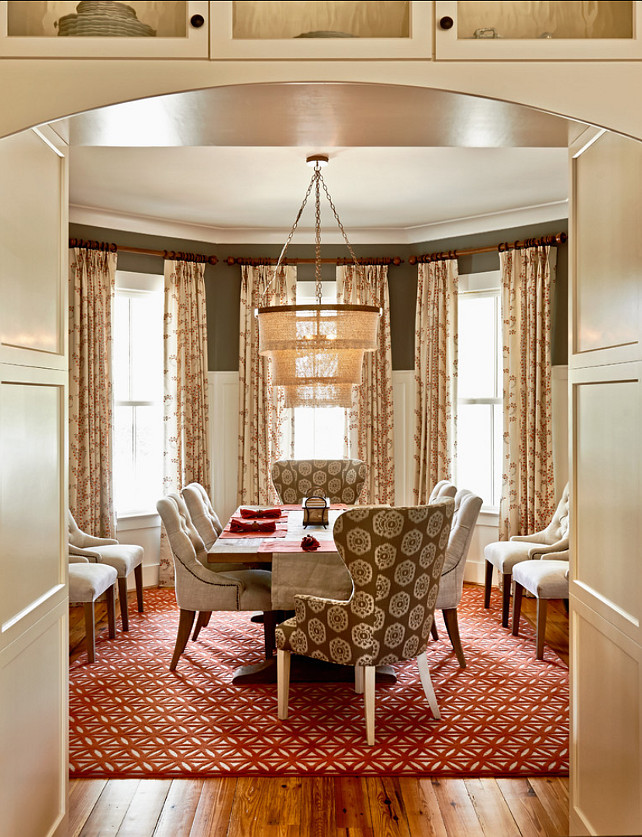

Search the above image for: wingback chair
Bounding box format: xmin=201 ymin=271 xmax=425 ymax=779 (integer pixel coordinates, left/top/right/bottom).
xmin=271 ymin=458 xmax=367 ymax=505
xmin=275 ymin=501 xmax=455 ymax=746
xmin=67 ymin=511 xmax=144 ymax=632
xmin=156 ymin=494 xmax=274 ymax=670
xmin=432 ymin=487 xmax=483 ymax=668
xmin=429 ymin=480 xmax=458 ymax=503
xmin=484 ymin=484 xmax=570 ymax=628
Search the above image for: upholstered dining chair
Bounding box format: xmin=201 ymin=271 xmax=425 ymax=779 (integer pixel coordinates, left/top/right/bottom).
xmin=68 ymin=556 xmax=118 ymax=663
xmin=275 ymin=501 xmax=455 ymax=746
xmin=156 ymin=494 xmax=275 ymax=670
xmin=429 ymin=480 xmax=458 ymax=503
xmin=433 ymin=487 xmax=483 ymax=668
xmin=67 ymin=511 xmax=144 ymax=632
xmin=271 ymin=458 xmax=367 ymax=505
xmin=512 ymin=554 xmax=569 ymax=660
xmin=483 ymin=483 xmax=570 ymax=628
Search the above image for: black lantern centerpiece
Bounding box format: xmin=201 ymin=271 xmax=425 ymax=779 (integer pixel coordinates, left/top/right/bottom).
xmin=302 ymin=489 xmax=330 ymax=528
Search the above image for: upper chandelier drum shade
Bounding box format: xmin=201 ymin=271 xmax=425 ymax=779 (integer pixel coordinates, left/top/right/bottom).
xmin=256 ymin=155 xmax=381 ymax=408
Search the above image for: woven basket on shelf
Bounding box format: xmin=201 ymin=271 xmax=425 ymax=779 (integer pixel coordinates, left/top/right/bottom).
xmin=56 ymin=1 xmax=156 ymax=38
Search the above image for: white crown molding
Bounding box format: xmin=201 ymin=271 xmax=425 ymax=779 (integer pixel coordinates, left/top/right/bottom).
xmin=69 ymin=200 xmax=568 ymax=247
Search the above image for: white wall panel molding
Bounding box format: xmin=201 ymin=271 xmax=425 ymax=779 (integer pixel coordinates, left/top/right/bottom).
xmin=209 ymin=371 xmax=239 ymax=523
xmin=392 ymin=369 xmax=414 ymax=506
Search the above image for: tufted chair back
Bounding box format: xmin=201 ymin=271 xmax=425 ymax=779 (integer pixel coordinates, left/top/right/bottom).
xmin=276 ymin=501 xmax=454 ymax=668
xmin=429 ymin=480 xmax=457 ymax=503
xmin=182 ymin=482 xmax=223 ymax=548
xmin=539 ymin=483 xmax=570 ymax=543
xmin=271 ymin=458 xmax=367 ymax=505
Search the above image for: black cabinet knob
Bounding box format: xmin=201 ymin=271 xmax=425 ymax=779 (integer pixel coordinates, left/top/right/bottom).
xmin=439 ymin=16 xmax=454 ymax=30
xmin=190 ymin=14 xmax=205 ymax=28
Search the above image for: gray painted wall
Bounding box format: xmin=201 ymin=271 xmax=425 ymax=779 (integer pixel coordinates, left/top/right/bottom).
xmin=70 ymin=219 xmax=568 ymax=371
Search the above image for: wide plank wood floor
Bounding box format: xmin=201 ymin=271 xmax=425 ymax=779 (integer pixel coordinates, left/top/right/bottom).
xmin=68 ymin=585 xmax=569 ymax=836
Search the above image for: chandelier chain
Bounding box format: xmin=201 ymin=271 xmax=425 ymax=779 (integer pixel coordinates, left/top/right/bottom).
xmin=319 ymin=171 xmax=365 ymax=283
xmin=314 ymin=164 xmax=322 ymax=304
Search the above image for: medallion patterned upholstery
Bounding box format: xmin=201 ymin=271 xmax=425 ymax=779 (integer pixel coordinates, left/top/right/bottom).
xmin=67 ymin=511 xmax=144 ymax=632
xmin=275 ymin=501 xmax=455 ymax=745
xmin=156 ymin=494 xmax=274 ymax=670
xmin=271 ymin=458 xmax=367 ymax=505
xmin=484 ymin=483 xmax=570 ymax=628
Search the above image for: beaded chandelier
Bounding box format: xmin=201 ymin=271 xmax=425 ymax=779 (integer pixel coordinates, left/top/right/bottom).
xmin=256 ymin=155 xmax=380 ymax=408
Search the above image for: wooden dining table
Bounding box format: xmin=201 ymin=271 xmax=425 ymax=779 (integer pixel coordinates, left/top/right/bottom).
xmin=208 ymin=505 xmax=396 ymax=686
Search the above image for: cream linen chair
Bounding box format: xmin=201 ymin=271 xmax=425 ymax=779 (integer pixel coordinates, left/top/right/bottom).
xmin=275 ymin=501 xmax=454 ymax=746
xmin=433 ymin=487 xmax=483 ymax=668
xmin=271 ymin=459 xmax=367 ymax=505
xmin=483 ymin=484 xmax=570 ymax=628
xmin=512 ymin=554 xmax=569 ymax=659
xmin=67 ymin=511 xmax=144 ymax=632
xmin=68 ymin=556 xmax=118 ymax=663
xmin=157 ymin=494 xmax=275 ymax=670
xmin=429 ymin=480 xmax=458 ymax=503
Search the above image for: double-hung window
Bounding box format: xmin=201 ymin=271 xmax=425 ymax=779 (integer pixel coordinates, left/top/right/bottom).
xmin=455 ymin=271 xmax=502 ymax=509
xmin=112 ymin=271 xmax=164 ymax=515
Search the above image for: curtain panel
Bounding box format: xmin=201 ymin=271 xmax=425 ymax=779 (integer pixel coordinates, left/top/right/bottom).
xmin=499 ymin=245 xmax=557 ymax=539
xmin=413 ymin=259 xmax=459 ymax=504
xmin=159 ymin=258 xmax=211 ymax=586
xmin=337 ymin=264 xmax=395 ymax=505
xmin=238 ymin=264 xmax=297 ymax=505
xmin=68 ymin=246 xmax=117 ymax=538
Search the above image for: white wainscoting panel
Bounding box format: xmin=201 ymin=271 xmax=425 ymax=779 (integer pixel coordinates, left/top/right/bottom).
xmin=209 ymin=371 xmax=240 ymax=523
xmin=392 ymin=369 xmax=415 ymax=506
xmin=116 ymin=513 xmax=161 ymax=590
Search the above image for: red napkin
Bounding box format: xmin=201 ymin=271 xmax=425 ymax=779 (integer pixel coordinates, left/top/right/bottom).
xmin=229 ymin=518 xmax=276 ymax=534
xmin=239 ymin=507 xmax=282 ymax=519
xmin=301 ymin=535 xmax=320 ymax=551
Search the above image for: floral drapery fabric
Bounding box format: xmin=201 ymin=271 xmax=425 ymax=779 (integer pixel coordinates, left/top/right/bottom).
xmin=337 ymin=264 xmax=395 ymax=505
xmin=159 ymin=258 xmax=211 ymax=586
xmin=68 ymin=246 xmax=117 ymax=538
xmin=413 ymin=259 xmax=459 ymax=504
xmin=499 ymin=246 xmax=557 ymax=539
xmin=238 ymin=264 xmax=297 ymax=505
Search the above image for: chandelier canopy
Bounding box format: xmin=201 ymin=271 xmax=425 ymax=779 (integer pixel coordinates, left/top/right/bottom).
xmin=256 ymin=155 xmax=380 ymax=408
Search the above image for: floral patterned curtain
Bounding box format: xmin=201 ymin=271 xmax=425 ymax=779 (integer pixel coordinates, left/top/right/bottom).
xmin=337 ymin=264 xmax=395 ymax=505
xmin=238 ymin=264 xmax=297 ymax=505
xmin=159 ymin=258 xmax=211 ymax=586
xmin=413 ymin=259 xmax=459 ymax=503
xmin=68 ymin=246 xmax=117 ymax=538
xmin=499 ymin=246 xmax=557 ymax=539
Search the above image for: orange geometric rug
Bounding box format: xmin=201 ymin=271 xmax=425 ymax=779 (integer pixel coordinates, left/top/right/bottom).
xmin=69 ymin=586 xmax=568 ymax=778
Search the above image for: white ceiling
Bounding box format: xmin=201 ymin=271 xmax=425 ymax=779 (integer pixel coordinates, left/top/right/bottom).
xmin=63 ymin=83 xmax=573 ymax=244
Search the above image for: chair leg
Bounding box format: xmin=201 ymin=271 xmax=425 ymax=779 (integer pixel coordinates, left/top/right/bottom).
xmin=192 ymin=611 xmax=211 ymax=641
xmin=134 ymin=564 xmax=144 ymax=613
xmin=430 ymin=620 xmax=439 ymax=640
xmin=417 ymin=651 xmax=440 ymax=720
xmin=117 ymin=576 xmax=130 ymax=632
xmin=364 ymin=665 xmax=376 ymax=746
xmin=354 ymin=665 xmax=364 ymax=694
xmin=170 ymin=609 xmax=196 ymax=671
xmin=105 ymin=585 xmax=116 ymax=640
xmin=536 ymin=599 xmax=548 ymax=660
xmin=277 ymin=649 xmax=291 ymax=720
xmin=512 ymin=582 xmax=524 ymax=637
xmin=263 ymin=611 xmax=278 ymax=658
xmin=442 ymin=608 xmax=466 ymax=668
xmin=83 ymin=602 xmax=96 ymax=664
xmin=484 ymin=560 xmax=493 ymax=608
xmin=502 ymin=573 xmax=512 ymax=628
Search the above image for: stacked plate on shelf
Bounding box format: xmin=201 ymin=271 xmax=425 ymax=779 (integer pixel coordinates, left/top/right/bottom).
xmin=56 ymin=1 xmax=156 ymax=38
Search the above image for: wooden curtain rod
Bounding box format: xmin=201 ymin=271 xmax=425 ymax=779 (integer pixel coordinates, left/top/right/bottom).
xmin=409 ymin=232 xmax=567 ymax=264
xmin=225 ymin=256 xmax=403 ymax=266
xmin=69 ymin=239 xmax=218 ymax=265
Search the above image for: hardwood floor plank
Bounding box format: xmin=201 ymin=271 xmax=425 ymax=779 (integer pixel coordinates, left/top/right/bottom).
xmin=334 ymin=776 xmax=374 ymax=831
xmin=68 ymin=779 xmax=108 ymax=837
xmin=528 ymin=777 xmax=569 ymax=836
xmin=79 ymin=779 xmax=140 ymax=837
xmin=300 ymin=776 xmax=335 ymax=837
xmin=496 ymin=778 xmax=564 ymax=837
xmin=430 ymin=778 xmax=484 ymax=837
xmin=116 ymin=779 xmax=171 ymax=836
xmin=189 ymin=777 xmax=237 ymax=837
xmin=397 ymin=777 xmax=448 ymax=837
xmin=363 ymin=776 xmax=411 ymax=836
xmin=464 ymin=777 xmax=521 ymax=837
xmin=153 ymin=779 xmax=205 ymax=837
xmin=227 ymin=777 xmax=302 ymax=837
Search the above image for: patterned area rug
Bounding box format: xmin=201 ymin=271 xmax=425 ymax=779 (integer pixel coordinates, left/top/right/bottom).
xmin=69 ymin=586 xmax=568 ymax=778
